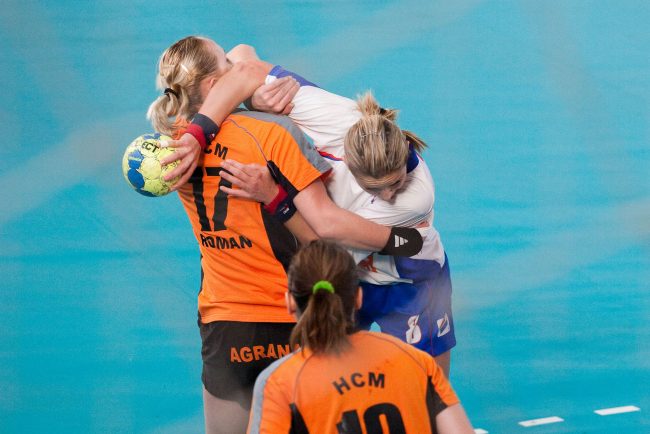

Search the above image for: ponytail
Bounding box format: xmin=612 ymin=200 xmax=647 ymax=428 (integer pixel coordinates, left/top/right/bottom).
xmin=290 ymin=290 xmax=350 ymax=354
xmin=356 ymin=92 xmax=428 ymax=152
xmin=147 ymin=36 xmax=227 ymax=135
xmin=402 ymin=129 xmax=427 ymax=153
xmin=147 ymin=89 xmax=183 ymax=136
xmin=287 ymin=241 xmax=359 ymax=355
xmin=345 ymin=91 xmax=428 ymax=183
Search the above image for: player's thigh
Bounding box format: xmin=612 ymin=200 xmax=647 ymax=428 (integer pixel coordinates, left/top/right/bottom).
xmin=203 ymin=386 xmax=250 ymax=434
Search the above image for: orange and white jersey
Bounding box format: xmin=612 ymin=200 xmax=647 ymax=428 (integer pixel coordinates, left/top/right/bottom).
xmin=248 ymin=331 xmax=459 ymax=434
xmin=176 ymin=111 xmax=331 ymax=324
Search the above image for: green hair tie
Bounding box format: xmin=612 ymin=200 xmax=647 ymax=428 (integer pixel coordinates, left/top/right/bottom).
xmin=312 ymin=280 xmax=335 ymax=295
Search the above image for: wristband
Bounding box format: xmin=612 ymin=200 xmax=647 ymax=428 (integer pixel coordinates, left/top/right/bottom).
xmin=187 ymin=113 xmax=220 ymax=150
xmin=264 ymin=185 xmax=288 ymax=214
xmin=378 ymin=227 xmax=423 ymax=257
xmin=263 ymin=184 xmax=297 ymax=223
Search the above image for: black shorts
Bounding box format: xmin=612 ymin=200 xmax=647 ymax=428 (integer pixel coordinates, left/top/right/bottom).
xmin=199 ymin=320 xmax=295 ymax=408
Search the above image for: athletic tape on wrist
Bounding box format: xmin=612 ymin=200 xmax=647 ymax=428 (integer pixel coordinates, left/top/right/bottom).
xmin=378 ymin=227 xmax=423 ymax=257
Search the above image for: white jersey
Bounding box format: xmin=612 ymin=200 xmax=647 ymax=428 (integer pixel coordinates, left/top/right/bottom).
xmin=266 ymin=66 xmax=445 ymax=285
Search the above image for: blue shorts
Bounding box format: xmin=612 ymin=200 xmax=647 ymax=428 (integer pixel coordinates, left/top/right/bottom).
xmin=356 ymin=254 xmax=456 ymax=357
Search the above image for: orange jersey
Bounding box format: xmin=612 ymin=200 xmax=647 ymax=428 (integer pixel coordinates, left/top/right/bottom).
xmin=248 ymin=331 xmax=459 ymax=434
xmin=176 ymin=111 xmax=331 ymax=323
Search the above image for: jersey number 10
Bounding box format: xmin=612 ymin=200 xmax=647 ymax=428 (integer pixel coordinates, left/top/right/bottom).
xmin=337 ymin=403 xmax=406 ymax=434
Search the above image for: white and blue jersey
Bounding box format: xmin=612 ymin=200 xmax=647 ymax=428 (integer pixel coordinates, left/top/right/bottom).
xmin=266 ymin=66 xmax=455 ymax=356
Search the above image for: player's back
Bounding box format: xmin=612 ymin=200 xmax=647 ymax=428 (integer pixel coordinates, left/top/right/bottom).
xmin=175 ymin=111 xmax=330 ymax=324
xmin=249 ymin=331 xmax=458 ymax=433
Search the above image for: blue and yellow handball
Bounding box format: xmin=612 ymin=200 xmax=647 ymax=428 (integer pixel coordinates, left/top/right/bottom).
xmin=122 ymin=133 xmax=180 ymax=197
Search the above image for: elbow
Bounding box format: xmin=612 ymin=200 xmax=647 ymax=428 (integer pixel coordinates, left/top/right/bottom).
xmin=227 ymin=44 xmax=258 ymax=62
xmin=230 ymin=60 xmax=268 ymax=86
xmin=308 ymin=207 xmax=341 ymax=240
xmin=312 ymin=225 xmax=336 ymax=240
xmin=231 ymin=43 xmax=255 ymax=53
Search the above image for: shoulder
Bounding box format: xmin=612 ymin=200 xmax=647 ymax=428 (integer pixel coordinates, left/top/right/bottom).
xmin=395 ymin=157 xmax=435 ymax=213
xmin=229 ymin=110 xmax=301 ymax=133
xmin=227 ymin=111 xmax=312 ymax=146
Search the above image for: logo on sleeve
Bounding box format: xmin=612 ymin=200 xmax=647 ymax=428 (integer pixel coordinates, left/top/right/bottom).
xmin=395 ymin=235 xmax=408 ymax=247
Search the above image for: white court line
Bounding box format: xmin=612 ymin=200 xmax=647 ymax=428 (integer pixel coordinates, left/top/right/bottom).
xmin=474 ymin=429 xmax=489 ymax=434
xmin=595 ymin=405 xmax=640 ymax=416
xmin=518 ymin=416 xmax=564 ymax=427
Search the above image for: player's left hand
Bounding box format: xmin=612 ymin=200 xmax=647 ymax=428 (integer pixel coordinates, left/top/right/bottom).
xmin=251 ymin=76 xmax=299 ymax=115
xmin=219 ymin=159 xmax=279 ymax=204
xmin=160 ymin=133 xmax=202 ymax=191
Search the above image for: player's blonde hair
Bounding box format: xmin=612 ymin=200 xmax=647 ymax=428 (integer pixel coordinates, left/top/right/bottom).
xmin=344 ymin=91 xmax=427 ymax=186
xmin=288 ymin=240 xmax=359 ymax=355
xmin=147 ymin=36 xmax=226 ymax=136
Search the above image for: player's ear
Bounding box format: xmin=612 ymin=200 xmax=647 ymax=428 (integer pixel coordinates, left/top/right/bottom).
xmin=199 ymin=75 xmax=220 ymax=100
xmin=355 ymin=287 xmax=363 ymax=310
xmin=285 ymin=292 xmax=297 ymax=316
xmin=208 ymin=76 xmax=218 ymax=88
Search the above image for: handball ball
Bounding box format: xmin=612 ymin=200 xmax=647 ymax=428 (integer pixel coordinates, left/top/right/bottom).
xmin=122 ymin=133 xmax=180 ymax=197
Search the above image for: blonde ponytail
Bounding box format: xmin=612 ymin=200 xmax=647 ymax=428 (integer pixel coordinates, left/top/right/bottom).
xmin=345 ymin=91 xmax=428 ymax=183
xmin=147 ymin=90 xmax=183 ymax=136
xmin=146 ymin=36 xmax=228 ymax=135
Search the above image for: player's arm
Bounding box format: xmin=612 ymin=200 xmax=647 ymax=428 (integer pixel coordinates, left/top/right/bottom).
xmin=436 ymin=404 xmax=474 ymax=434
xmin=226 ymin=45 xmax=300 ymax=115
xmin=292 ymin=180 xmax=391 ymax=251
xmin=283 ymin=213 xmax=318 ymax=246
xmin=425 ymin=354 xmax=474 ymax=434
xmin=227 ymin=44 xmax=260 ymax=63
xmin=219 ymin=159 xmax=421 ymax=254
xmin=161 ymin=59 xmax=297 ymax=188
xmin=248 ymin=66 xmax=359 ymax=154
xmin=219 ymin=160 xmax=384 ymax=250
xmin=217 ymin=159 xmax=317 ymax=245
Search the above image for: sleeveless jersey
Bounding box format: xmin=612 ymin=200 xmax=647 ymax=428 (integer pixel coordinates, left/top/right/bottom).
xmin=248 ymin=331 xmax=459 ymax=433
xmin=176 ymin=111 xmax=331 ymax=323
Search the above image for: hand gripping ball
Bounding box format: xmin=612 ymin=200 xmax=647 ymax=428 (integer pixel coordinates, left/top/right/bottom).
xmin=122 ymin=133 xmax=180 ymax=197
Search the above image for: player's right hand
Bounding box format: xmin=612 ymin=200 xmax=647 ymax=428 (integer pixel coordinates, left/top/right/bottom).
xmin=219 ymin=159 xmax=279 ymax=204
xmin=251 ymin=76 xmax=299 ymax=115
xmin=160 ymin=133 xmax=201 ymax=191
